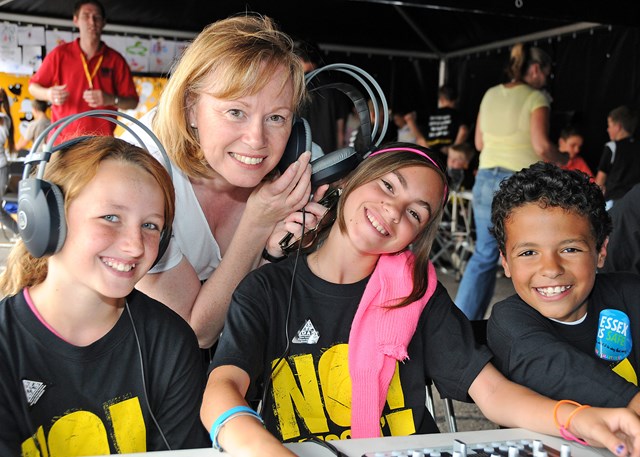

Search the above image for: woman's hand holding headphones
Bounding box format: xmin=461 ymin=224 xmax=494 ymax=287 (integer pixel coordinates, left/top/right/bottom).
xmin=245 ymin=151 xmax=312 ymax=255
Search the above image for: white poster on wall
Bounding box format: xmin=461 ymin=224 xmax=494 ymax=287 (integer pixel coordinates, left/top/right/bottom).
xmin=0 ymin=46 xmax=30 ymax=74
xmin=172 ymin=40 xmax=190 ymax=68
xmin=21 ymin=45 xmax=43 ymax=72
xmin=18 ymin=25 xmax=45 ymax=46
xmin=148 ymin=37 xmax=175 ymax=74
xmin=45 ymin=29 xmax=73 ymax=53
xmin=102 ymin=34 xmax=126 ymax=56
xmin=123 ymin=36 xmax=150 ymax=73
xmin=0 ymin=23 xmax=18 ymax=48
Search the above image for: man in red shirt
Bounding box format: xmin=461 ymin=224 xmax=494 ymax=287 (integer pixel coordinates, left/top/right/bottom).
xmin=29 ymin=0 xmax=139 ymax=143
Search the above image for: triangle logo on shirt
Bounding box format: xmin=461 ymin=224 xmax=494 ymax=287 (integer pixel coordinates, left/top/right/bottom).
xmin=23 ymin=379 xmax=46 ymax=406
xmin=292 ymin=319 xmax=320 ymax=344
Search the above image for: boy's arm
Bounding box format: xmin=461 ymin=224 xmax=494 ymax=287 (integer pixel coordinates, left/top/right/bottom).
xmin=470 ymin=363 xmax=640 ymax=457
xmin=595 ymin=170 xmax=607 ymax=192
xmin=595 ymin=144 xmax=614 ymax=192
xmin=454 ymin=123 xmax=470 ymax=146
xmin=14 ymin=136 xmax=28 ymax=152
xmin=201 ymin=365 xmax=295 ymax=457
xmin=404 ymin=112 xmax=429 ymax=148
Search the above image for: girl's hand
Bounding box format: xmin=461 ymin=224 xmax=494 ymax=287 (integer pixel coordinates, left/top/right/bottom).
xmin=570 ymin=406 xmax=640 ymax=457
xmin=265 ymin=185 xmax=331 ymax=257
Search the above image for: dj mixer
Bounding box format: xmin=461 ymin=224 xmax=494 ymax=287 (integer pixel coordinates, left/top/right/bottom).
xmin=115 ymin=428 xmax=613 ymax=457
xmin=362 ymin=437 xmax=570 ymax=457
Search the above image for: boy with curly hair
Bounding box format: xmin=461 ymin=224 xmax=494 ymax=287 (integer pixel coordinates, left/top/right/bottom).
xmin=487 ymin=161 xmax=640 ymax=414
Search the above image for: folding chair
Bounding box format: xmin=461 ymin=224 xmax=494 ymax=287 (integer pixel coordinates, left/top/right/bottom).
xmin=431 ymin=190 xmax=475 ymax=280
xmin=425 ymin=379 xmax=458 ymax=433
xmin=0 ymin=159 xmax=23 ymax=244
xmin=425 ymin=320 xmax=487 ymax=433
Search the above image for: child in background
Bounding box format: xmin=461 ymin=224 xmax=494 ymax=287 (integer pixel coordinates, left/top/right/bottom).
xmin=0 ymin=137 xmax=209 ymax=454
xmin=446 ymin=142 xmax=477 ymax=191
xmin=425 ymin=85 xmax=470 ymax=156
xmin=393 ymin=109 xmax=418 ymax=144
xmin=595 ymin=106 xmax=640 ymax=207
xmin=487 ymin=161 xmax=640 ymax=416
xmin=201 ymin=143 xmax=640 ymax=457
xmin=15 ymin=99 xmax=51 ymax=153
xmin=558 ymin=125 xmax=593 ymax=177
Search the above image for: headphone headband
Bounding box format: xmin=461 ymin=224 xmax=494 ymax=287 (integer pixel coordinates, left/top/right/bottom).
xmin=18 ymin=110 xmax=173 ymax=262
xmin=368 ymin=147 xmax=449 ymax=207
xmin=305 ymin=63 xmax=389 ymax=148
xmin=280 ymin=63 xmax=388 ymax=188
xmin=25 ymin=110 xmax=172 ymax=181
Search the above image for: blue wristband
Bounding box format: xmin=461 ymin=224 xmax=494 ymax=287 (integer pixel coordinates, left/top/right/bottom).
xmin=210 ymin=406 xmax=262 ymax=450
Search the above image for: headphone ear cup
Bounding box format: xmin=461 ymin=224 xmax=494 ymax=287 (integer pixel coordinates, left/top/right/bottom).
xmin=18 ymin=178 xmax=67 ymax=258
xmin=310 ymin=147 xmax=361 ymax=188
xmin=278 ymin=116 xmax=311 ymax=174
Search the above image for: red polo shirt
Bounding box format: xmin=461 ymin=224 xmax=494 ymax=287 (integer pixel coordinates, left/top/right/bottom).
xmin=30 ymin=38 xmax=138 ymax=144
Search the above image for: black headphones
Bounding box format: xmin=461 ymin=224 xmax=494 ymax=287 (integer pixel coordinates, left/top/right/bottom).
xmin=18 ymin=110 xmax=173 ymax=264
xmin=279 ymin=63 xmax=389 ymax=188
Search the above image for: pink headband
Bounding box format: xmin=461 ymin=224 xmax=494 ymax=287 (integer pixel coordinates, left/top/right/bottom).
xmin=368 ymin=147 xmax=449 ymax=207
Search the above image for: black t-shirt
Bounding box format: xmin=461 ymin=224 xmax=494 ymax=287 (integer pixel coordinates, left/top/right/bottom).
xmin=597 ymin=137 xmax=640 ymax=201
xmin=602 ymin=183 xmax=640 ymax=275
xmin=0 ymin=289 xmax=209 ymax=455
xmin=488 ymin=272 xmax=640 ymax=407
xmin=426 ymin=107 xmax=467 ymax=152
xmin=211 ymin=255 xmax=491 ymax=443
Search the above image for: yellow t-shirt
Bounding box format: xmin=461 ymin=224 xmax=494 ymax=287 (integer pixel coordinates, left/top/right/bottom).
xmin=478 ymin=84 xmax=549 ymax=171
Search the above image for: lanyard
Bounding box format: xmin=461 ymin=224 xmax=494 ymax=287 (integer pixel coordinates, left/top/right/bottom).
xmin=80 ymin=52 xmax=104 ymax=89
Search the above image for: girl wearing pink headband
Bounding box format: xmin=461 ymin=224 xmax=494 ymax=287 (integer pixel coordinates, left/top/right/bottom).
xmin=201 ymin=142 xmax=640 ymax=457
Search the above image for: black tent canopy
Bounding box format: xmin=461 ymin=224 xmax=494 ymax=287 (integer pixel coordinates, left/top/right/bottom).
xmin=1 ymin=0 xmax=639 ymax=168
xmin=2 ymin=0 xmax=637 ymax=58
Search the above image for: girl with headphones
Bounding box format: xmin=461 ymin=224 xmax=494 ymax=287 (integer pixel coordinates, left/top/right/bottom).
xmin=0 ymin=137 xmax=209 ymax=454
xmin=201 ymin=143 xmax=640 ymax=457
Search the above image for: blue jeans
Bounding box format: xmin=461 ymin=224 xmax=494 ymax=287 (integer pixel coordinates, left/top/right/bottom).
xmin=454 ymin=167 xmax=513 ymax=320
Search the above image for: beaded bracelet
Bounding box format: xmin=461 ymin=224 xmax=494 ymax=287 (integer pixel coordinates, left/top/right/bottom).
xmin=552 ymin=400 xmax=591 ymax=445
xmin=210 ymin=406 xmax=264 ymax=451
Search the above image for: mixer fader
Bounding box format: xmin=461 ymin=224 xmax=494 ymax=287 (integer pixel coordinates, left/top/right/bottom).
xmin=362 ymin=438 xmax=572 ymax=457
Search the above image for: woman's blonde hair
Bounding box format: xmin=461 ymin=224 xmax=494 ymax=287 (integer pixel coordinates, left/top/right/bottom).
xmin=153 ymin=14 xmax=306 ymax=178
xmin=507 ymin=43 xmax=552 ymax=82
xmin=0 ymin=137 xmax=175 ymax=296
xmin=336 ymin=143 xmax=448 ymax=307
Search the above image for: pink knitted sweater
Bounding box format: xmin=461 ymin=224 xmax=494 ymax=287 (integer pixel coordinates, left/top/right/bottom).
xmin=349 ymin=251 xmax=438 ymax=438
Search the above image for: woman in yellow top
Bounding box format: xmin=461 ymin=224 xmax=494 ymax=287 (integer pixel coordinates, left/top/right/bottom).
xmin=454 ymin=43 xmax=568 ymax=321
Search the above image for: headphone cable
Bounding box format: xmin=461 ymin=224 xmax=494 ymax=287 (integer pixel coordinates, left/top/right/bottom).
xmin=257 ymin=208 xmax=307 ymax=416
xmin=126 ymin=301 xmax=171 ymax=450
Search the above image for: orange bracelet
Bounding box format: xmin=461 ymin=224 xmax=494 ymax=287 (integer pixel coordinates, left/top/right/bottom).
xmin=553 ymin=400 xmax=591 ymax=445
xmin=565 ymin=404 xmax=592 ymax=429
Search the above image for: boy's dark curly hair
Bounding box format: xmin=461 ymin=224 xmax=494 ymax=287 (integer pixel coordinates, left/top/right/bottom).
xmin=490 ymin=162 xmax=612 ymax=254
